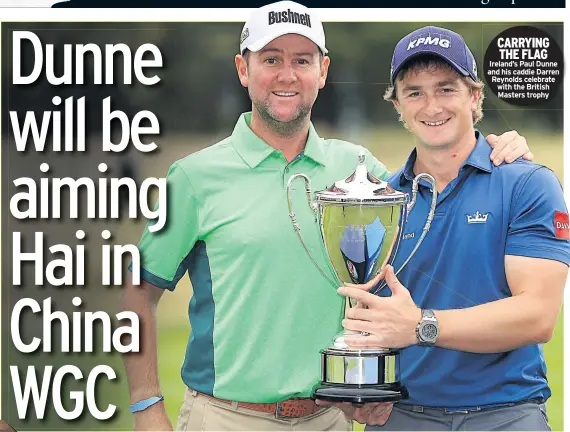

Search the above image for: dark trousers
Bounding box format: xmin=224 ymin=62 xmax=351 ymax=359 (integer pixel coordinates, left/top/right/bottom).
xmin=366 ymin=402 xmax=550 ymax=431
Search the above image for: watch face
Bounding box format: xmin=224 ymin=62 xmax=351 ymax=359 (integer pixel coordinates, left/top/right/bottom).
xmin=421 ymin=323 xmax=439 ymax=341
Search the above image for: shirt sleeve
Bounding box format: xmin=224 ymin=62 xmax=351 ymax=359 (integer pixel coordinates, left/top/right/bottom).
xmin=506 ymin=166 xmax=570 ymax=266
xmin=363 ymin=147 xmax=391 ymax=181
xmin=134 ymin=162 xmax=200 ymax=290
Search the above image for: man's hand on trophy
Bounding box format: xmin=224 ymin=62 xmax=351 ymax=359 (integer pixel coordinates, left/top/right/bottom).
xmin=338 ymin=265 xmax=421 ymax=349
xmin=314 ymin=400 xmax=394 ymax=426
xmin=487 ymin=130 xmax=534 ymax=165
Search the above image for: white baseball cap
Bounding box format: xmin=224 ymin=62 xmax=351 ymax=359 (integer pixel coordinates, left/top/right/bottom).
xmin=240 ymin=1 xmax=328 ymax=55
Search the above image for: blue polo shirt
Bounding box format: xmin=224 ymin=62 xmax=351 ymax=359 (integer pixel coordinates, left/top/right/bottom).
xmin=385 ymin=132 xmax=570 ymax=408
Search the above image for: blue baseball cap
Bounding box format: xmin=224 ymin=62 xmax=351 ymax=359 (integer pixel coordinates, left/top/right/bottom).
xmin=390 ymin=26 xmax=478 ymax=84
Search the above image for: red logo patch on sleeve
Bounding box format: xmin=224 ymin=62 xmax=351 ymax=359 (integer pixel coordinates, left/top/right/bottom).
xmin=554 ymin=211 xmax=570 ymax=239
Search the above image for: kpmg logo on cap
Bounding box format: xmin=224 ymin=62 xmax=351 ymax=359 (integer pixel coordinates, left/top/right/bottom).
xmin=268 ymin=9 xmax=312 ymax=27
xmin=407 ymin=32 xmax=451 ymax=51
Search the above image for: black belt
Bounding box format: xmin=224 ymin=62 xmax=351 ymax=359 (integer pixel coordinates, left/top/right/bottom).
xmin=397 ymin=399 xmax=542 ymax=415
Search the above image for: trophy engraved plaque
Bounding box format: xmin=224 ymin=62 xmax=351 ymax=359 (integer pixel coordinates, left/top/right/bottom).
xmin=286 ymin=152 xmax=437 ymax=404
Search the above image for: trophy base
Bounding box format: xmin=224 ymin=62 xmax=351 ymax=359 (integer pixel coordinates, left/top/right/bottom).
xmin=314 ymin=339 xmax=409 ymax=404
xmin=312 ymin=382 xmax=409 ymax=404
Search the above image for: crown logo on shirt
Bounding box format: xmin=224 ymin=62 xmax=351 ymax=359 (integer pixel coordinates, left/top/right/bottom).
xmin=467 ymin=211 xmax=489 ymax=224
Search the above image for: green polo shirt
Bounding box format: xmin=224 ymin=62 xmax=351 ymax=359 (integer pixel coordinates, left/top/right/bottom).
xmin=137 ymin=112 xmax=390 ymax=402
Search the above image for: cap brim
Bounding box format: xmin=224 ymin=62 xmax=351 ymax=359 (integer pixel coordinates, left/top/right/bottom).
xmin=392 ymin=49 xmax=472 ymax=84
xmin=243 ymin=26 xmax=328 ymax=55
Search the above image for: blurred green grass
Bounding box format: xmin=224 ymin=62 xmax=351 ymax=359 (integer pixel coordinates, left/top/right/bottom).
xmin=148 ymin=128 xmax=564 ymax=431
xmin=156 ymin=314 xmax=563 ymax=431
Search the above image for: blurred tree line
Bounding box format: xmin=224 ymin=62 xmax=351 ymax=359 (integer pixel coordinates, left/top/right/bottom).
xmin=3 ymin=21 xmax=563 ymax=141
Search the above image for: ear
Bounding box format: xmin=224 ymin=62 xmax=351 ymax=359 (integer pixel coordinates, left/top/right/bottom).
xmin=392 ymin=98 xmax=401 ymax=114
xmin=235 ymin=54 xmax=249 ymax=87
xmin=318 ymin=56 xmax=331 ymax=89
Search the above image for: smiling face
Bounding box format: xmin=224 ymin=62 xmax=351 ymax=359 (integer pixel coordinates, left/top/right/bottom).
xmin=393 ymin=65 xmax=481 ymax=150
xmin=235 ymin=33 xmax=330 ymax=135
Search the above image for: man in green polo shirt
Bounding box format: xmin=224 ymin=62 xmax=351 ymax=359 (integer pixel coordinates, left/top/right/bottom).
xmin=121 ymin=2 xmax=533 ymax=430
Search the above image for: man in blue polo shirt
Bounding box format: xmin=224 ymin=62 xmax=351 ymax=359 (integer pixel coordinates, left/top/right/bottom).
xmin=337 ymin=26 xmax=569 ymax=430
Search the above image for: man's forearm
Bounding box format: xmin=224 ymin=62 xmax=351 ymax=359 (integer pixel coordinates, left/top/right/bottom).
xmin=121 ymin=280 xmax=163 ymax=403
xmin=434 ymin=256 xmax=566 ymax=354
xmin=435 ymin=294 xmax=560 ymax=354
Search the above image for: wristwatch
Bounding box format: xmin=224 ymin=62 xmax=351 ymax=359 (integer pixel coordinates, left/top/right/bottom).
xmin=416 ymin=309 xmax=439 ymax=346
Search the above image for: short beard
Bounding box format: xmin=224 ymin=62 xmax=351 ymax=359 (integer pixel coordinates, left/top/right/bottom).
xmin=252 ymin=97 xmax=311 ymax=137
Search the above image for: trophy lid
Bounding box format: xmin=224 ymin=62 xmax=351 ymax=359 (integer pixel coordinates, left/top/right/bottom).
xmin=316 ymin=153 xmax=408 ymax=206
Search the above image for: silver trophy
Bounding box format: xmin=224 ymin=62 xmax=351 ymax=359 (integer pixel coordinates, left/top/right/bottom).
xmin=287 ymin=153 xmax=437 ymax=404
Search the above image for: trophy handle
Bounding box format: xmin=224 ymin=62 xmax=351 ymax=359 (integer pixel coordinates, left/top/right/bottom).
xmin=394 ymin=173 xmax=437 ymax=277
xmin=370 ymin=174 xmax=437 ymax=296
xmin=286 ymin=174 xmax=340 ymax=288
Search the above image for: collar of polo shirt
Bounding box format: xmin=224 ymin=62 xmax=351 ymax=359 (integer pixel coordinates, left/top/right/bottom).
xmin=400 ymin=131 xmax=493 ymax=186
xmin=231 ymin=112 xmax=327 ymax=168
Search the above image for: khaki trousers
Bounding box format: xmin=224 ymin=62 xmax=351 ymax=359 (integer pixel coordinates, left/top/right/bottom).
xmin=176 ymin=388 xmax=352 ymax=431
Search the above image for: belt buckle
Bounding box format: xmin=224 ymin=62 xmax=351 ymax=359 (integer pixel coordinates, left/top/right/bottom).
xmin=275 ymin=401 xmax=285 ymax=419
xmin=444 ymin=408 xmax=469 ymax=414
